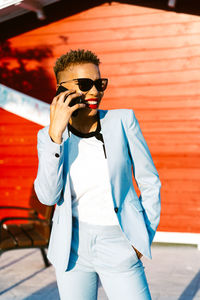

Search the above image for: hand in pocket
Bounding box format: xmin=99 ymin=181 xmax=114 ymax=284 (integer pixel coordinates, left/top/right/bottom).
xmin=132 ymin=246 xmax=143 ymax=259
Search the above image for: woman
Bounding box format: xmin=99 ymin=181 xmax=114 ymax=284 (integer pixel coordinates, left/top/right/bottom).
xmin=34 ymin=49 xmax=161 ymax=300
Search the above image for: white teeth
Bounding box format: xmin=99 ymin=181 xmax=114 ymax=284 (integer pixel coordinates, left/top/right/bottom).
xmin=87 ymin=101 xmax=97 ymax=104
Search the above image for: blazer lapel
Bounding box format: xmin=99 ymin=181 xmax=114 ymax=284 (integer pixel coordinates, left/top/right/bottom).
xmin=99 ymin=110 xmax=120 ymax=208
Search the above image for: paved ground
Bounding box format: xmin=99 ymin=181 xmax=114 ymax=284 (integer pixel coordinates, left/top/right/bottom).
xmin=0 ymin=243 xmax=200 ymax=300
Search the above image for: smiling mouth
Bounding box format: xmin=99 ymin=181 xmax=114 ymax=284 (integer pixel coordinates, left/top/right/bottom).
xmin=85 ymin=98 xmax=98 ymax=104
xmin=85 ymin=99 xmax=99 ymax=108
xmin=87 ymin=100 xmax=98 ymax=105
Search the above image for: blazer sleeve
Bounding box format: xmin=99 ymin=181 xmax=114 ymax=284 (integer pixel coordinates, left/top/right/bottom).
xmin=34 ymin=126 xmax=67 ymax=206
xmin=124 ymin=109 xmax=161 ymax=244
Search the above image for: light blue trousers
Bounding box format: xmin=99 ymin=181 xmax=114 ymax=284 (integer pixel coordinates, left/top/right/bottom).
xmin=55 ymin=216 xmax=152 ymax=300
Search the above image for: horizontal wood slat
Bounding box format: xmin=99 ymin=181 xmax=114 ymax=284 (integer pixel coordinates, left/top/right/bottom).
xmin=0 ymin=156 xmax=38 ymax=166
xmin=53 ymin=43 xmax=200 ymax=58
xmin=103 ymin=96 xmax=200 ymax=109
xmin=67 ymin=3 xmax=161 ymax=19
xmin=109 ymin=70 xmax=200 ymax=87
xmin=0 ymin=146 xmax=38 ymax=156
xmin=6 ymin=225 xmax=32 ymax=247
xmin=0 ymin=228 xmax=17 ymax=249
xmin=101 ymin=57 xmax=200 ymax=74
xmin=20 ymin=11 xmax=199 ymax=34
xmin=11 ymin=22 xmax=200 ymax=47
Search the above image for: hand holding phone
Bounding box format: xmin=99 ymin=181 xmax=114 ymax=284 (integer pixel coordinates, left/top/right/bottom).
xmin=49 ymin=86 xmax=86 ymax=144
xmin=55 ymin=86 xmax=85 ymax=117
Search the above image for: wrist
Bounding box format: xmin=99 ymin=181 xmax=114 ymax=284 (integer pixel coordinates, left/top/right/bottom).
xmin=48 ymin=129 xmax=63 ymax=144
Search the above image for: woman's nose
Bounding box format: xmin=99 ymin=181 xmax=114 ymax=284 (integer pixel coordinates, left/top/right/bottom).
xmin=89 ymin=84 xmax=99 ymax=96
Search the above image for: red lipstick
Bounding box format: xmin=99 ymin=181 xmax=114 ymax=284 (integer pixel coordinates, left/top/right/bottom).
xmin=85 ymin=98 xmax=99 ymax=109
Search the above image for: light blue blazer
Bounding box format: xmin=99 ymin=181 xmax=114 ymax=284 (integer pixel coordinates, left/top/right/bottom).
xmin=34 ymin=109 xmax=161 ymax=272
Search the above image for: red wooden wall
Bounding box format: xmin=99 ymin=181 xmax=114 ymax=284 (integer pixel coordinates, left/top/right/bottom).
xmin=0 ymin=108 xmax=42 ymax=220
xmin=1 ymin=2 xmax=200 ymax=232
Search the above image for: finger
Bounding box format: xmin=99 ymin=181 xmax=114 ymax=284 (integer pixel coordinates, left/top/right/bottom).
xmin=50 ymin=99 xmax=56 ymax=118
xmin=64 ymin=92 xmax=83 ymax=106
xmin=51 ymin=97 xmax=58 ymax=104
xmin=70 ymin=102 xmax=86 ymax=112
xmin=57 ymin=90 xmax=76 ymax=103
xmin=51 ymin=95 xmax=60 ymax=108
xmin=52 ymin=89 xmax=69 ymax=102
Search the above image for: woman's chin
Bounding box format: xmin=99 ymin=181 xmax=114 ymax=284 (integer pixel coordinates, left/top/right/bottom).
xmin=80 ymin=107 xmax=99 ymax=117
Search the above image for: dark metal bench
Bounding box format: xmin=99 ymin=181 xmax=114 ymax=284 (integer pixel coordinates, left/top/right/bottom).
xmin=0 ymin=186 xmax=54 ymax=267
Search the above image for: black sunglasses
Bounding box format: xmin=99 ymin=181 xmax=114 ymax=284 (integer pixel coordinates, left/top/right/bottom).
xmin=59 ymin=78 xmax=108 ymax=92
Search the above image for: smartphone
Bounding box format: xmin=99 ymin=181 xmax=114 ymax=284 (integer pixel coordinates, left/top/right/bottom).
xmin=55 ymin=86 xmax=85 ymax=117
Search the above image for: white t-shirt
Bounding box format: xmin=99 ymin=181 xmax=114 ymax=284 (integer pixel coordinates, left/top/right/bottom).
xmin=68 ymin=124 xmax=119 ymax=225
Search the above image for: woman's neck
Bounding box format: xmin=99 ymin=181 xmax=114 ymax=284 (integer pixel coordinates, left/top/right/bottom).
xmin=69 ymin=111 xmax=98 ymax=134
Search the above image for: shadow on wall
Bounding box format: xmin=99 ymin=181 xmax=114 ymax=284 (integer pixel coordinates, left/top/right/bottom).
xmin=0 ymin=40 xmax=56 ymax=103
